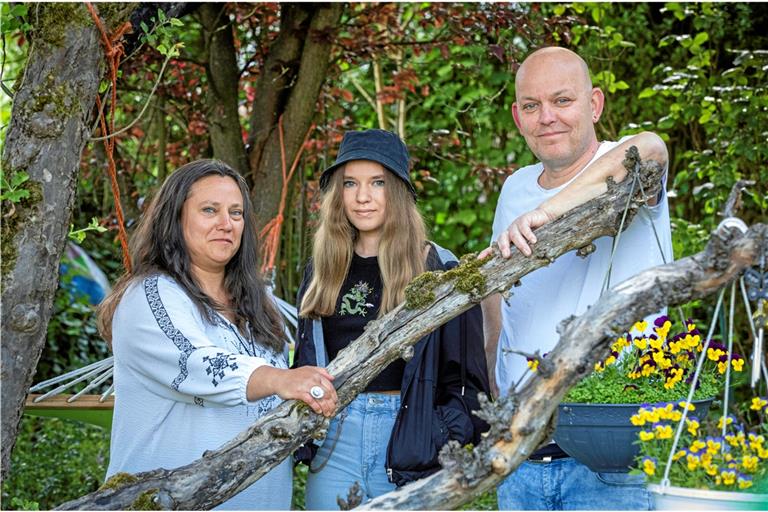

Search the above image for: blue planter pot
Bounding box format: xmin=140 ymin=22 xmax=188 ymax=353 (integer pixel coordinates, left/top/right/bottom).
xmin=554 ymin=398 xmax=714 ymax=473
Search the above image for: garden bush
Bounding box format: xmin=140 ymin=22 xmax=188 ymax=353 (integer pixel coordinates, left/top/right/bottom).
xmin=1 ymin=417 xmax=110 ymax=510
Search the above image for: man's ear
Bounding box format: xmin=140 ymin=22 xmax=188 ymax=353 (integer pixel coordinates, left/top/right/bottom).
xmin=512 ymin=102 xmax=523 ymax=131
xmin=590 ymin=87 xmax=605 ymax=122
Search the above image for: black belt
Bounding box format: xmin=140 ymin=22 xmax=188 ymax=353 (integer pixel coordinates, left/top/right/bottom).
xmin=527 ymin=452 xmax=570 ymax=463
xmin=528 ymin=443 xmax=570 ymax=463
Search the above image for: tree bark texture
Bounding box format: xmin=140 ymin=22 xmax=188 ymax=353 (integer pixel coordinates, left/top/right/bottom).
xmin=361 ymin=222 xmax=767 ymax=510
xmin=0 ymin=3 xmax=136 ymax=482
xmin=57 ymin=151 xmax=668 ymax=510
xmin=246 ymin=3 xmax=343 ymax=231
xmin=200 ymin=3 xmax=249 ymax=175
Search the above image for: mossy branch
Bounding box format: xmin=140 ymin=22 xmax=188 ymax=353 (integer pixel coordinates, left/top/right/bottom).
xmin=59 ymin=149 xmax=669 ymax=510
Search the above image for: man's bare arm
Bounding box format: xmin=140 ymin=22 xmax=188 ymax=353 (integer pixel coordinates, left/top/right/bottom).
xmin=499 ymin=131 xmax=668 ymax=257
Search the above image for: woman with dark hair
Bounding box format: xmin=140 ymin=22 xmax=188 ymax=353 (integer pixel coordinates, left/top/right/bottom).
xmin=294 ymin=130 xmax=490 ymax=508
xmin=99 ymin=159 xmax=337 ymax=510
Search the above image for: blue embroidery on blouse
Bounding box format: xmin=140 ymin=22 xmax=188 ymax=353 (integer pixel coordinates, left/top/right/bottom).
xmin=204 ymin=305 xmax=262 ymax=357
xmin=144 ymin=276 xmax=195 ymax=390
xmin=194 ymin=396 xmax=204 ymax=407
xmin=203 ymin=352 xmax=239 ymax=386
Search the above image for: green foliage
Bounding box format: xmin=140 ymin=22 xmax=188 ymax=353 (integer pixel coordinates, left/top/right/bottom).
xmin=0 ymin=3 xmax=31 ymax=34
xmin=139 ymin=9 xmax=185 ymax=58
xmin=565 ymin=365 xmax=721 ymax=404
xmin=461 ymin=490 xmax=498 ymax=510
xmin=291 ymin=463 xmax=308 ymax=510
xmin=2 ymin=417 xmax=110 ymax=510
xmin=68 ymin=217 xmax=108 ymax=244
xmin=564 ymin=317 xmax=735 ymax=404
xmin=0 ymin=169 xmax=31 ymax=203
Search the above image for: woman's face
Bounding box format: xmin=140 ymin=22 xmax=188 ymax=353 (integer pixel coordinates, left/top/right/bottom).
xmin=181 ymin=175 xmax=245 ymax=274
xmin=342 ymin=160 xmax=387 ymax=237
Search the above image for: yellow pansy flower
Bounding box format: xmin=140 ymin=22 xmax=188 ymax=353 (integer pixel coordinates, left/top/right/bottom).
xmin=639 ymin=430 xmax=655 ymax=442
xmin=655 ymin=424 xmax=673 ymax=440
xmin=642 ymin=457 xmax=656 ymax=476
xmin=742 ymin=455 xmax=759 ymax=472
xmin=721 ymin=470 xmax=736 ymax=486
xmin=750 ymin=397 xmax=767 ymax=411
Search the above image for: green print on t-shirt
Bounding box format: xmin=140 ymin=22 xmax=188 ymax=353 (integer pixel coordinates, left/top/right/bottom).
xmin=339 ymin=281 xmax=374 ymax=316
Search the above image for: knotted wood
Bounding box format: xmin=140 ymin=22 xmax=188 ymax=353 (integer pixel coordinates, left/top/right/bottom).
xmin=58 ymin=149 xmax=669 ymax=510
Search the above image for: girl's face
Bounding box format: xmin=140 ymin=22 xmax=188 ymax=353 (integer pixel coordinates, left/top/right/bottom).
xmin=342 ymin=160 xmax=387 ymax=238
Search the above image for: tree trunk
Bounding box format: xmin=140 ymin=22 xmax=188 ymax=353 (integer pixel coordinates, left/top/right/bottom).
xmin=0 ymin=3 xmax=135 ymax=482
xmin=57 ymin=150 xmax=668 ymax=510
xmin=246 ymin=2 xmax=343 ymax=230
xmin=199 ymin=3 xmax=248 ymax=175
xmin=361 ymin=222 xmax=767 ymax=510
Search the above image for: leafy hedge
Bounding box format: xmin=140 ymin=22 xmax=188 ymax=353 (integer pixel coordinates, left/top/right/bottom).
xmin=1 ymin=417 xmax=110 ymax=510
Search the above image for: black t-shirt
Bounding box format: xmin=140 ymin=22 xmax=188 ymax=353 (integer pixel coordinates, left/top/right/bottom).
xmin=322 ymin=252 xmax=405 ymax=392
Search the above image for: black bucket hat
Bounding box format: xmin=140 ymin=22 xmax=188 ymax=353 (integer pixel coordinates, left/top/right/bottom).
xmin=319 ymin=129 xmax=416 ymax=198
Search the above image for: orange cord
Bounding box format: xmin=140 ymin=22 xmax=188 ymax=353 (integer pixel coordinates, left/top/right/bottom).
xmin=86 ymin=2 xmax=133 ymax=273
xmin=258 ymin=115 xmax=314 ymax=275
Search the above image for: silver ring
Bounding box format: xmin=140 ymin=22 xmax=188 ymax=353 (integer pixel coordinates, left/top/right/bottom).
xmin=310 ymin=385 xmax=325 ymax=400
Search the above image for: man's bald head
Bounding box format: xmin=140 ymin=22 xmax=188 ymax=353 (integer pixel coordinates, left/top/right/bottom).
xmin=511 ymin=46 xmax=604 ymax=174
xmin=515 ymin=47 xmax=593 ymax=95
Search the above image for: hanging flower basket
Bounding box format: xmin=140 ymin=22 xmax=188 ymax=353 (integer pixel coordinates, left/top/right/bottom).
xmin=648 ymin=483 xmax=768 ymax=510
xmin=554 ymin=398 xmax=714 ymax=473
xmin=539 ymin=316 xmax=735 ymax=473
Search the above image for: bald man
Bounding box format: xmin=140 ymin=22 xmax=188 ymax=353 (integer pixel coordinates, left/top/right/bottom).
xmin=482 ymin=47 xmax=671 ymax=509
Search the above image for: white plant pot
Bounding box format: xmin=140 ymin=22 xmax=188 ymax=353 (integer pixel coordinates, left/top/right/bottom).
xmin=648 ymin=483 xmax=768 ymax=511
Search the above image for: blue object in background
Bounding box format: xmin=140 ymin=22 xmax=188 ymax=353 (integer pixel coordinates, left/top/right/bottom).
xmin=59 ymin=242 xmax=111 ymax=305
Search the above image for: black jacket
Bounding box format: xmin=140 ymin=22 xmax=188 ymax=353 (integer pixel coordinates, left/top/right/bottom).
xmin=293 ymin=243 xmax=490 ymax=487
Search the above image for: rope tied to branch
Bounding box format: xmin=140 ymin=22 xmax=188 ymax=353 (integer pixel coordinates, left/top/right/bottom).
xmin=258 ymin=115 xmax=314 ymax=276
xmin=85 ymin=2 xmax=132 ymax=272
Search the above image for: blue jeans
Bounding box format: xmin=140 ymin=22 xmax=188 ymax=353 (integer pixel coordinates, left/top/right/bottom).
xmin=305 ymin=393 xmax=400 ymax=510
xmin=497 ymin=458 xmax=652 ymax=510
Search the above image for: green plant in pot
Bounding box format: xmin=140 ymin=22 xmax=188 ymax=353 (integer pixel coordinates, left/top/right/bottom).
xmin=551 ymin=315 xmax=742 ymax=473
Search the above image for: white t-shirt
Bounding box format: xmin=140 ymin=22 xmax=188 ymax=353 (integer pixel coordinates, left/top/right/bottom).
xmin=491 ymin=138 xmax=673 ymax=396
xmin=107 ymin=274 xmax=292 ymax=510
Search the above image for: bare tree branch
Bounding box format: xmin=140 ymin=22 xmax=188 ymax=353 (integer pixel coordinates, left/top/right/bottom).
xmin=362 ymin=220 xmax=766 ymax=510
xmin=57 ymin=149 xmax=666 ymax=510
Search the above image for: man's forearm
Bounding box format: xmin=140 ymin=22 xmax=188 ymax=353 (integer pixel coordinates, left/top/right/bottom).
xmin=540 ymin=131 xmax=668 ymax=219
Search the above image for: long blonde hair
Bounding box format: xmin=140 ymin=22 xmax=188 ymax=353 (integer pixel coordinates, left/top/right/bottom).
xmin=300 ymin=166 xmax=427 ymax=318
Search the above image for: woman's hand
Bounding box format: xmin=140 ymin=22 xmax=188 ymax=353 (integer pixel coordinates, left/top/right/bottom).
xmin=248 ymin=366 xmax=338 ymax=417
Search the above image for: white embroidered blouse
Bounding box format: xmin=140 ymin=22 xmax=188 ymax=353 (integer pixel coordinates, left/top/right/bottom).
xmin=106 ymin=274 xmax=291 ymax=510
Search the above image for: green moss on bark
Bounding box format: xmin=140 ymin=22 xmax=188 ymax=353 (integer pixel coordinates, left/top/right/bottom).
xmin=99 ymin=472 xmax=139 ymax=491
xmin=28 ymin=2 xmax=136 ymax=47
xmin=403 ymin=252 xmax=492 ymax=310
xmin=128 ymin=489 xmax=161 ymax=511
xmin=29 ymin=3 xmax=91 ymax=46
xmin=24 ymin=72 xmax=74 ymax=120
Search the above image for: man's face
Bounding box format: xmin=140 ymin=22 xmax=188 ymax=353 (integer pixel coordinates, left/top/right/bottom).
xmin=512 ymin=53 xmax=603 ymax=172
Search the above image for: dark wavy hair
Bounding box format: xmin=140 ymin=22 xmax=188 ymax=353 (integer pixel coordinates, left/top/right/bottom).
xmin=98 ymin=159 xmax=286 ymax=352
